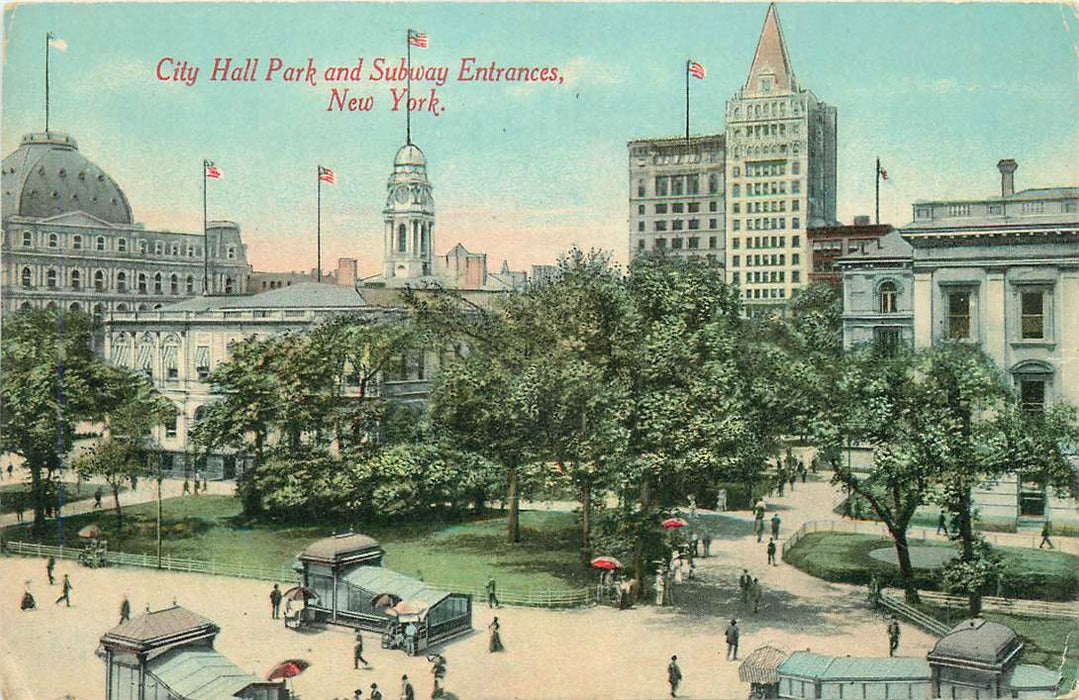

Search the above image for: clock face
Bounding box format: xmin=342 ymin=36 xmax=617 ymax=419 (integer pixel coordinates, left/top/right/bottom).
xmin=394 ymin=187 xmax=410 ymax=204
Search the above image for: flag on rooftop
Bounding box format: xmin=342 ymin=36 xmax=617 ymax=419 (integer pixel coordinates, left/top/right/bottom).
xmin=408 ymin=30 xmax=428 ymax=48
xmin=687 ymin=61 xmax=706 ymax=80
xmin=318 ymin=165 xmax=336 ymax=185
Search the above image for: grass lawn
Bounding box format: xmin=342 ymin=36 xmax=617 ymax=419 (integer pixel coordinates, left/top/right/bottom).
xmin=914 ymin=602 xmax=1079 ymax=693
xmin=785 ymin=532 xmax=1079 ymax=601
xmin=2 ymin=495 xmax=588 ymax=593
xmin=0 ymin=481 xmax=124 ymax=514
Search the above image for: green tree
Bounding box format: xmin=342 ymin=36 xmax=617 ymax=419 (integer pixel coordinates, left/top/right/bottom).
xmin=1 ymin=310 xmax=110 ymax=535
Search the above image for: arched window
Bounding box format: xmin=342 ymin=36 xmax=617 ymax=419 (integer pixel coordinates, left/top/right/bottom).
xmin=48 ymin=233 xmax=59 ymax=248
xmin=46 ymin=301 xmax=57 ymax=311
xmin=117 ymin=271 xmax=128 ymax=293
xmin=70 ymin=269 xmax=81 ymax=290
xmin=138 ymin=273 xmax=147 ymax=293
xmin=170 ymin=243 xmax=180 ymax=256
xmin=153 ymin=272 xmax=163 ymax=294
xmin=94 ymin=270 xmax=106 ymax=291
xmin=878 ymin=281 xmax=898 ymax=314
xmin=170 ymin=274 xmax=179 ymax=294
xmin=93 ymin=303 xmax=105 ymax=323
xmin=72 ymin=235 xmax=83 ymax=250
xmin=69 ymin=302 xmax=81 ymax=312
xmin=96 ymin=236 xmax=106 ymax=251
xmin=21 ymin=267 xmax=32 ymax=287
xmin=185 ymin=275 xmax=195 ymax=294
xmin=193 ymin=405 xmax=207 ymax=424
xmin=224 ymin=277 xmax=234 ymax=294
xmin=397 ymin=224 xmax=407 ymax=252
xmin=46 ymin=269 xmax=58 ymax=288
xmin=117 ymin=238 xmax=128 ymax=253
xmin=20 ymin=302 xmax=33 ymax=312
xmin=116 ymin=303 xmax=128 ymax=312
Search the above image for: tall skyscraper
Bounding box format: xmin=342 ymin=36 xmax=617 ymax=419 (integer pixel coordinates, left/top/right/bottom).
xmin=724 ymin=4 xmax=837 ymax=309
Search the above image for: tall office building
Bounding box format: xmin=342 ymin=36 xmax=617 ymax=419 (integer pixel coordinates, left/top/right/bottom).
xmin=724 ymin=4 xmax=837 ymax=308
xmin=627 ymin=134 xmax=727 ymax=265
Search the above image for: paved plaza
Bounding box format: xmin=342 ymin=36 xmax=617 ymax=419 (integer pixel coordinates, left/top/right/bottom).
xmin=1 ymin=477 xmax=938 ymax=699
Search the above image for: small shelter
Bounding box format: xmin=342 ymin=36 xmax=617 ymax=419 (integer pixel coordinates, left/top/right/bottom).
xmin=98 ymin=605 xmax=287 ymax=700
xmin=297 ymin=532 xmax=472 ymax=651
xmin=776 ymin=652 xmax=931 ymax=700
xmin=739 ymin=645 xmax=787 ymax=698
xmin=928 ymin=618 xmax=1060 ymax=699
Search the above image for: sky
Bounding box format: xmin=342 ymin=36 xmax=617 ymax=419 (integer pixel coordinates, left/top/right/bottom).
xmin=3 ymin=2 xmax=1078 ymax=276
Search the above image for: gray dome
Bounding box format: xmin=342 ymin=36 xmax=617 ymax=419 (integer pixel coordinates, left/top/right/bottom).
xmin=929 ymin=618 xmax=1021 ymax=667
xmin=2 ymin=132 xmax=133 ymax=225
xmin=394 ymin=143 xmax=426 ymax=168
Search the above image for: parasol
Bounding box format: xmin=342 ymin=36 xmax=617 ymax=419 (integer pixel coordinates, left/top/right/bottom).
xmin=590 ymin=556 xmax=622 ymax=571
xmin=371 ymin=592 xmax=402 ymax=609
xmin=386 ymin=600 xmax=428 ymax=617
xmin=281 ymin=585 xmax=317 ymax=602
xmin=267 ymin=658 xmax=310 ymax=680
xmin=77 ymin=524 xmax=102 ymax=539
xmin=661 ymin=517 xmax=688 ymax=530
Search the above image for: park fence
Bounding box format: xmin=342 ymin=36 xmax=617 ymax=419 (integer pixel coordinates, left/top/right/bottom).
xmin=2 ymin=539 xmax=595 ymax=609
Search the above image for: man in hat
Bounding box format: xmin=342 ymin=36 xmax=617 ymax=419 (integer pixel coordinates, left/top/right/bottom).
xmin=270 ymin=583 xmax=283 ymax=619
xmin=767 ymin=538 xmax=777 ymax=566
xmin=486 ymin=576 xmax=500 ymax=609
xmin=887 ymin=617 xmax=901 ymax=656
xmin=739 ymin=569 xmax=751 ymax=604
xmin=936 ymin=511 xmax=948 ymax=536
xmin=93 ymin=487 xmax=103 ymax=509
xmin=400 ymin=674 xmax=415 ymax=700
xmin=1039 ymin=520 xmax=1054 ymax=549
xmin=750 ymin=578 xmax=762 ymax=614
xmin=771 ymin=513 xmax=781 ymax=539
xmin=55 ymin=573 xmax=73 ymax=607
xmin=667 ymin=655 xmax=682 ymax=698
xmin=46 ymin=555 xmax=56 ymax=585
xmin=354 ymin=630 xmax=371 ymax=669
xmin=725 ymin=619 xmax=740 ymax=660
xmin=120 ymin=595 xmax=131 ymax=624
xmin=369 ymin=683 xmax=382 ymax=700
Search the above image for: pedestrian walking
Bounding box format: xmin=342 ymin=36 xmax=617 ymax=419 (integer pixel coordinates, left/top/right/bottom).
xmin=994 ymin=569 xmax=1006 ymax=599
xmin=353 ymin=689 xmax=363 ymax=700
xmin=488 ymin=616 xmax=504 ymax=652
xmin=21 ymin=581 xmax=36 ymax=611
xmin=691 ymin=531 xmax=700 ymax=557
xmin=369 ymin=683 xmax=382 ymax=700
xmin=771 ymin=513 xmax=781 ymax=539
xmin=428 ymin=653 xmax=447 ymax=698
xmin=486 ymin=576 xmax=500 ymax=609
xmin=120 ymin=595 xmax=131 ymax=624
xmin=754 ymin=518 xmax=765 ymax=543
xmin=810 ymin=455 xmax=819 ymax=474
xmin=739 ymin=569 xmax=751 ymax=604
xmin=667 ymin=655 xmax=682 ymax=698
xmin=54 ymin=573 xmax=73 ymax=607
xmin=887 ymin=617 xmax=901 ymax=656
xmin=270 ymin=584 xmax=283 ymax=619
xmin=655 ymin=571 xmax=666 ymax=606
xmin=1039 ymin=520 xmax=1054 ymax=549
xmin=93 ymin=487 xmax=102 ymax=509
xmin=936 ymin=512 xmax=948 ymax=536
xmin=6 ymin=464 xmax=13 ymax=479
xmin=750 ymin=578 xmax=762 ymax=614
xmin=725 ymin=619 xmax=740 ymax=660
xmin=353 ymin=631 xmax=371 ymax=669
xmin=182 ymin=479 xmax=190 ymax=495
xmin=400 ymin=674 xmax=415 ymax=700
xmin=202 ymin=478 xmax=208 ymax=493
xmin=867 ymin=575 xmax=881 ymax=606
xmin=46 ymin=556 xmax=56 ymax=585
xmin=788 ymin=471 xmax=796 ymax=491
xmin=767 ymin=538 xmax=777 ymax=566
xmin=701 ymin=530 xmax=712 ymax=557
xmin=754 ymin=499 xmax=766 ymax=521
xmin=799 ymin=459 xmax=807 ymax=483
xmin=192 ymin=478 xmax=200 ymax=496
xmin=15 ymin=499 xmax=25 ymax=522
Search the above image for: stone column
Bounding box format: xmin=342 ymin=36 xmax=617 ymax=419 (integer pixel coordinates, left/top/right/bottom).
xmin=913 ymin=270 xmax=934 ymax=347
xmin=983 ymin=268 xmax=1007 ymax=367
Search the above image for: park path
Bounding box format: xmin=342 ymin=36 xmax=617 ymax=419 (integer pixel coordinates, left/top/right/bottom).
xmin=0 ymin=475 xmax=234 ymax=530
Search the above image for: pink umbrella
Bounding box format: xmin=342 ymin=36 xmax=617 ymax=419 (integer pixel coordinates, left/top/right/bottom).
xmin=590 ymin=556 xmax=622 ymax=571
xmin=661 ymin=517 xmax=688 ymax=529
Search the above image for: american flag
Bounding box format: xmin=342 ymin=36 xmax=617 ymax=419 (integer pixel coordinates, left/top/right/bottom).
xmin=408 ymin=30 xmax=428 ymax=48
xmin=318 ymin=165 xmax=336 ymax=185
xmin=687 ymin=61 xmax=706 ymax=80
xmin=879 ymin=164 xmax=889 ymax=181
xmin=204 ymin=160 xmax=222 ymax=179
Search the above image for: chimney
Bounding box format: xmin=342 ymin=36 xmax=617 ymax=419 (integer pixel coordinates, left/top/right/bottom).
xmin=997 ymin=159 xmax=1018 ymax=198
xmin=336 ymin=257 xmax=358 ymax=287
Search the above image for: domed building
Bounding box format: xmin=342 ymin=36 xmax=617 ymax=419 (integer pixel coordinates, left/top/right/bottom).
xmin=1 ymin=131 xmax=251 ymax=318
xmin=381 ymin=142 xmax=436 ymax=286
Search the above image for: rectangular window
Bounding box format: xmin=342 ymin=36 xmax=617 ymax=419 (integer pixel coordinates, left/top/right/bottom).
xmin=672 ymin=220 xmax=683 ymax=231
xmin=709 ymin=201 xmax=717 ymax=212
xmin=792 ymin=161 xmax=800 ymax=175
xmin=655 ymin=177 xmax=668 ymax=196
xmin=637 ymin=205 xmax=645 ymax=215
xmin=672 ymin=203 xmax=684 ymax=214
xmin=792 ymin=235 xmax=800 ymax=247
xmin=733 ymin=204 xmax=741 ymax=214
xmin=792 ymin=217 xmax=801 ymax=229
xmin=1020 ymin=379 xmax=1046 ymax=415
xmin=792 ymin=253 xmax=800 ymax=265
xmin=1064 ymin=201 xmax=1078 ymax=213
xmin=637 ymin=180 xmax=645 ymax=197
xmin=688 ymin=237 xmax=699 ymax=249
xmin=1021 ymin=291 xmax=1045 ymax=339
xmin=688 ymin=202 xmax=699 ymax=213
xmin=1020 ymin=201 xmax=1044 ymax=215
xmin=195 ymin=346 xmax=211 ymax=381
xmin=655 ymin=221 xmax=667 ymax=232
xmin=948 ymin=291 xmax=971 ymax=339
xmin=688 ymin=219 xmax=700 ymax=230
xmin=671 ymin=238 xmax=683 ymax=250
xmin=638 ymin=222 xmax=645 ymax=232
xmin=732 ymin=238 xmax=740 ymax=250
xmin=988 ymin=204 xmax=1003 ymax=215
xmin=708 ymin=236 xmax=717 ymax=249
xmin=732 ymin=272 xmax=740 ymax=284
xmin=732 ymin=256 xmax=740 ymax=267
xmin=637 ymin=240 xmax=645 ymax=250
xmin=792 ymin=271 xmax=800 ymax=283
xmin=949 ymin=204 xmax=972 ymax=217
xmin=672 ymin=177 xmax=684 ymax=196
xmin=655 ymin=203 xmax=668 ymax=214
xmin=792 ymin=181 xmax=801 ymax=194
xmin=655 ymin=238 xmax=667 ymax=249
xmin=165 ymin=415 xmax=178 ymax=439
xmin=687 ymin=176 xmax=699 ymax=195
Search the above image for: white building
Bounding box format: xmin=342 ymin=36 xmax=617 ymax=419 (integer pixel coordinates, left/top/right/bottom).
xmin=2 ymin=131 xmax=251 ymax=318
xmin=839 ymin=159 xmax=1079 ymax=526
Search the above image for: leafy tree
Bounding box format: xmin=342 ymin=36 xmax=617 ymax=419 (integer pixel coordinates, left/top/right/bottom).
xmin=1 ymin=310 xmax=110 ymax=534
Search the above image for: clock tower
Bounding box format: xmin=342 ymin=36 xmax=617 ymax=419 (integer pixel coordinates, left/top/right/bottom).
xmin=383 ymin=142 xmax=435 ymax=285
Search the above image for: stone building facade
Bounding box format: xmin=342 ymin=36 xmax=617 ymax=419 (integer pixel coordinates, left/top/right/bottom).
xmin=2 ymin=132 xmax=251 ymax=317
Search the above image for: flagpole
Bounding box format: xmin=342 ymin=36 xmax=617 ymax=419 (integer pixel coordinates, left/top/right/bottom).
xmin=684 ymin=60 xmax=690 ymax=141
xmin=875 ymin=157 xmax=880 ymax=226
xmin=317 ymin=167 xmax=322 ymax=282
xmin=203 ymin=161 xmax=209 ymax=295
xmin=45 ymin=33 xmax=50 ymax=132
xmin=406 ymin=30 xmax=412 ymax=145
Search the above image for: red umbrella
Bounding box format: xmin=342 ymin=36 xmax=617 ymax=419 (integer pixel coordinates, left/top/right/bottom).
xmin=590 ymin=556 xmax=622 ymax=571
xmin=661 ymin=517 xmax=688 ymax=529
xmin=267 ymin=658 xmax=310 ymax=680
